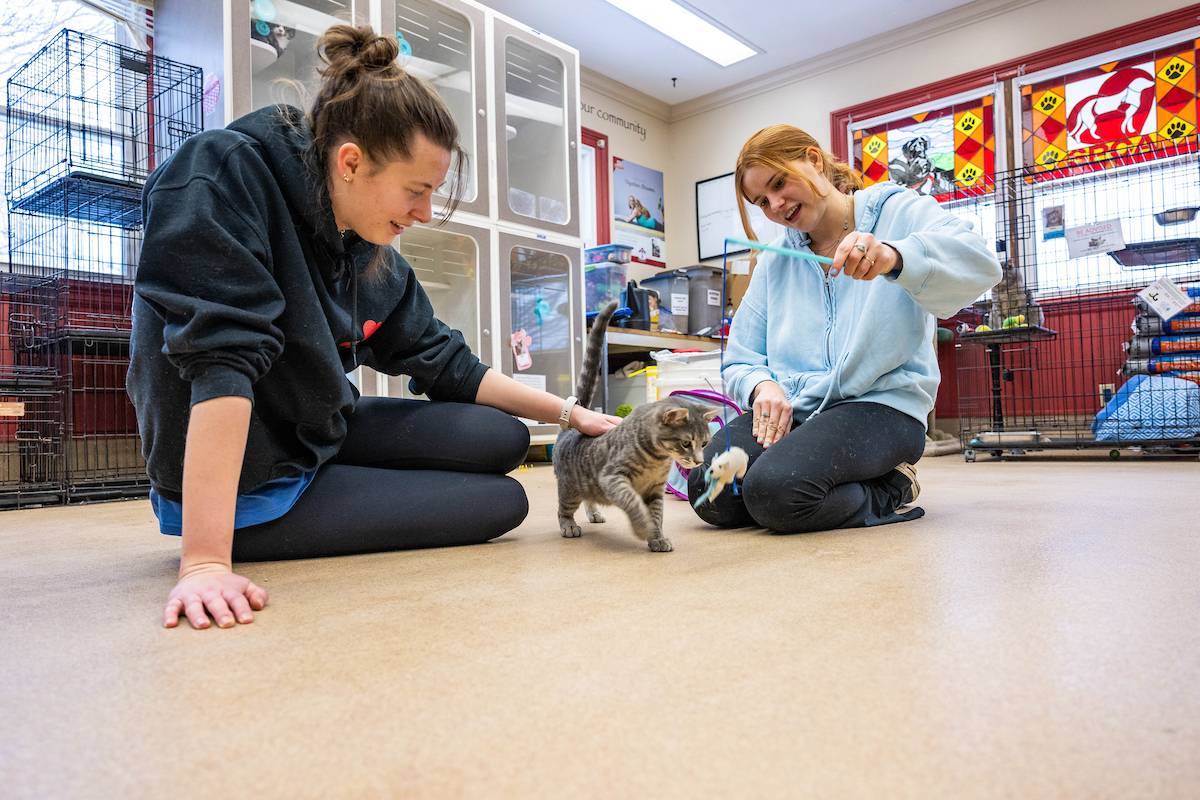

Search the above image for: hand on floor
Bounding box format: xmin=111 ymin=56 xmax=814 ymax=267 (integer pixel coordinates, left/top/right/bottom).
xmin=164 ymin=563 xmax=268 ymax=630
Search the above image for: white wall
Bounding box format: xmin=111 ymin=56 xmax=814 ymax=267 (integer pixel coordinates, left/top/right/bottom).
xmin=662 ymin=0 xmax=1190 ymax=267
xmin=579 ymin=84 xmax=672 ymax=282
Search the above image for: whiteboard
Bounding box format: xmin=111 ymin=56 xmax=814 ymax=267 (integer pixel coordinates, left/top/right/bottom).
xmin=695 ymin=172 xmax=786 ymax=261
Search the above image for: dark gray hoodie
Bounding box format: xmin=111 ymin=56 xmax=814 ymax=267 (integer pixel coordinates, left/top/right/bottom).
xmin=128 ymin=105 xmax=487 ymax=500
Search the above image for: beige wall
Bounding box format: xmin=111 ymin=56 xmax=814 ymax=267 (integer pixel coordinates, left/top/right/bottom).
xmin=661 ymin=0 xmax=1191 ymax=267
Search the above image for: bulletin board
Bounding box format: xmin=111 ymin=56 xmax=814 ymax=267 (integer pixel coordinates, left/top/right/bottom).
xmin=695 ymin=171 xmax=785 ymax=261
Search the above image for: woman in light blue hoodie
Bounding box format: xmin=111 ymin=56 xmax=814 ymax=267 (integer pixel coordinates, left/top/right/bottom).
xmin=689 ymin=125 xmax=1001 ymax=532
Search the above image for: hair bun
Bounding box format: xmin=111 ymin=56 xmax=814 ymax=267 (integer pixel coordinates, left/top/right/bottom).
xmin=318 ymin=24 xmax=398 ymax=73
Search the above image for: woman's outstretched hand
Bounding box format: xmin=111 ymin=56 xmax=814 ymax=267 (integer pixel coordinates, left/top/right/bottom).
xmin=571 ymin=406 xmax=622 ymax=436
xmin=831 ymin=232 xmax=900 ymax=280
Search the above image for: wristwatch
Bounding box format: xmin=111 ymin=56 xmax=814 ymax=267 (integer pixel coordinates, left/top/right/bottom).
xmin=559 ymin=395 xmax=578 ymax=430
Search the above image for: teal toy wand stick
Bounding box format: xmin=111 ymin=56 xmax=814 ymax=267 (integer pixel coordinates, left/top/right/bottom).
xmin=724 ymin=236 xmax=835 ymax=265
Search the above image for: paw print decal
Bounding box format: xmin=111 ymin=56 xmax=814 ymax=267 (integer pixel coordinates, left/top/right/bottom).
xmin=1158 ymin=57 xmax=1191 ymax=84
xmin=1036 ymin=92 xmax=1062 ymax=114
xmin=1164 ymin=119 xmax=1189 ymax=139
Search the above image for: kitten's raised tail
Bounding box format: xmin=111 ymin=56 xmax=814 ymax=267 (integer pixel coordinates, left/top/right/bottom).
xmin=576 ymin=301 xmax=619 ymax=408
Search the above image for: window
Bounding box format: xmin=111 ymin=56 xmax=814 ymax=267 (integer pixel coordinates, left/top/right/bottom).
xmin=1017 ymin=33 xmax=1197 ymax=174
xmin=850 ymin=87 xmax=1003 ymax=302
xmin=852 ymin=89 xmax=1000 ymax=202
xmin=1014 ymin=31 xmax=1199 ymax=296
xmin=1 ymin=1 xmax=121 ymax=268
xmin=839 ymin=15 xmax=1200 ymax=304
xmin=1020 ymin=142 xmax=1200 ymax=297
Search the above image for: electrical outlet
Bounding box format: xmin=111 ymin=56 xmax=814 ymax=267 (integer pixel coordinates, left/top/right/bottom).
xmin=1099 ymin=383 xmax=1115 ymax=404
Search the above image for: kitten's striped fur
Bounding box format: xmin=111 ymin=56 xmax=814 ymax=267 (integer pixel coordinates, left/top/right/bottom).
xmin=553 ymin=302 xmax=718 ymax=551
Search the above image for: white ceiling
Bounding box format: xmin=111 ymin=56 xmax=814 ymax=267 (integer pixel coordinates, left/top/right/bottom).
xmin=481 ymin=0 xmax=984 ymax=106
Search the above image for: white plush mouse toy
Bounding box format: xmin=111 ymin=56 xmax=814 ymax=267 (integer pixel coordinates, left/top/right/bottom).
xmin=691 ymin=446 xmax=749 ymax=509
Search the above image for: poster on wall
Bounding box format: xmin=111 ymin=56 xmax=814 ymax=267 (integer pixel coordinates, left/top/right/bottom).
xmin=612 ymin=157 xmax=666 ymax=266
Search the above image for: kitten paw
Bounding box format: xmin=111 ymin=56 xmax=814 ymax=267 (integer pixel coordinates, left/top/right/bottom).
xmin=560 ymin=522 xmax=582 ymax=538
xmin=647 ymin=537 xmax=673 ymax=552
xmin=587 ymin=510 xmax=606 ymax=524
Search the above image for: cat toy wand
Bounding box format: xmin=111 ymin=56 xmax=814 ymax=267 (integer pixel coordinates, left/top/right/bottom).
xmin=691 ymin=236 xmax=835 ymax=509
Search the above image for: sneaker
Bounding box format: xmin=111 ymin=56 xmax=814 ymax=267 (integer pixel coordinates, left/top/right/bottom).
xmin=892 ymin=462 xmax=920 ymax=507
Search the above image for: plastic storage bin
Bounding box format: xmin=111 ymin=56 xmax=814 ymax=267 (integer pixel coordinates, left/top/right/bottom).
xmin=651 ymin=349 xmax=723 ymax=397
xmin=605 ymin=366 xmax=657 ymax=413
xmin=584 ymin=261 xmax=629 ymax=313
xmin=639 ymin=269 xmax=690 ymax=334
xmin=684 ymin=266 xmax=724 ymax=335
xmin=585 ymin=243 xmax=633 ymax=264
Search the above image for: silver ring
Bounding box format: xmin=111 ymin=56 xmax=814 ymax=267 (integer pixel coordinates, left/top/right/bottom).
xmin=854 ymin=242 xmax=867 ymax=253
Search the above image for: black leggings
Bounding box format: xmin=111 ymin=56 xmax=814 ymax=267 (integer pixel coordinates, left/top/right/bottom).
xmin=232 ymin=397 xmax=530 ymax=561
xmin=688 ymin=401 xmax=926 ymax=534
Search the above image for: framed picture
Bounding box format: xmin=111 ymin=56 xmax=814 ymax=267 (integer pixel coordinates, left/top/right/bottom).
xmin=612 ymin=157 xmax=666 ymax=266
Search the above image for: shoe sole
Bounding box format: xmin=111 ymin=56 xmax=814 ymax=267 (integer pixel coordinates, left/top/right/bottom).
xmin=894 ymin=462 xmax=920 ymax=506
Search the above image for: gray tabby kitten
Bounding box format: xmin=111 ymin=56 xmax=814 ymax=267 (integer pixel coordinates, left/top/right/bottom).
xmin=553 ymin=301 xmax=719 ymax=552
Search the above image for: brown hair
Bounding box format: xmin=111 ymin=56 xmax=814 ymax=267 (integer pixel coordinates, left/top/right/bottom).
xmin=734 ymin=124 xmax=863 ymax=241
xmin=306 ymin=25 xmax=466 ymax=272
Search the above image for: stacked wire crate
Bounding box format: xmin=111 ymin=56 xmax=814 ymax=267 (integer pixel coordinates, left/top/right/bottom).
xmin=954 ymin=136 xmax=1200 ymax=460
xmin=3 ymin=29 xmax=201 ymax=506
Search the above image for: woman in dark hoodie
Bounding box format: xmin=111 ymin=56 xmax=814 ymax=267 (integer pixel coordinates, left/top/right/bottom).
xmin=131 ymin=25 xmax=618 ymax=631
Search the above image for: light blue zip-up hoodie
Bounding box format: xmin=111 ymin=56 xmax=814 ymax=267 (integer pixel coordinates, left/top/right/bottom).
xmin=723 ymin=182 xmax=1002 ymax=427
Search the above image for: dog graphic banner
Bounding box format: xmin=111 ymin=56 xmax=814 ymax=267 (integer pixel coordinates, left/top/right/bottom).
xmin=851 ymin=92 xmax=997 ymax=203
xmin=1019 ymin=35 xmax=1197 ymax=176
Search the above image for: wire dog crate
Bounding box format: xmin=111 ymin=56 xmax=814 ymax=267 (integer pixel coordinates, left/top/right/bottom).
xmin=8 ymin=209 xmax=140 ymax=335
xmin=1 ymin=272 xmax=61 ymax=383
xmin=3 ymin=29 xmax=201 ymax=506
xmin=954 ymin=136 xmax=1200 ymax=460
xmin=6 ymin=210 xmax=146 ymax=500
xmin=1 ymin=273 xmax=66 ymax=508
xmin=0 ymin=384 xmax=65 ymax=508
xmin=4 ymin=28 xmax=202 ymax=227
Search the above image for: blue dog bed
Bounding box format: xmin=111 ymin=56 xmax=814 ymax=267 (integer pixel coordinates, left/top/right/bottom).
xmin=1093 ymin=374 xmax=1200 ymax=441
